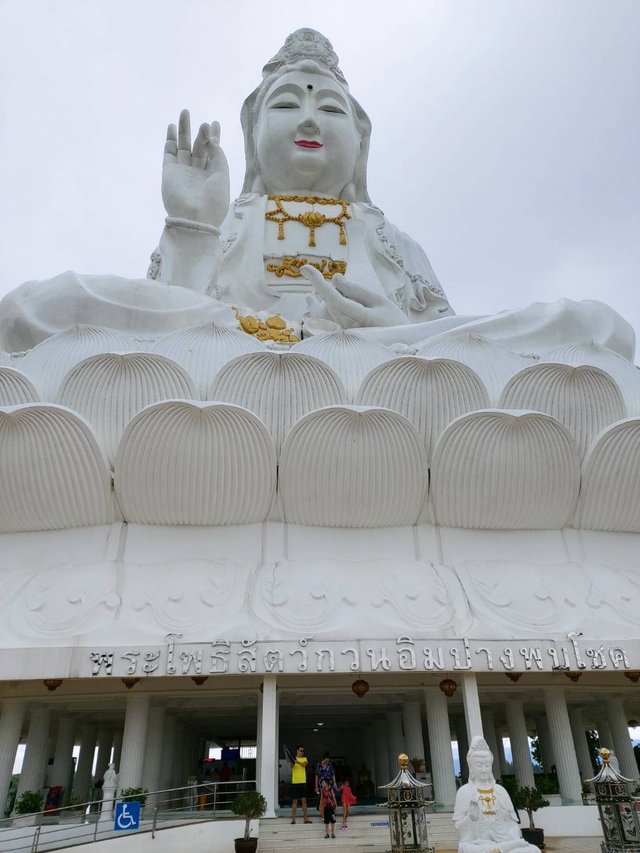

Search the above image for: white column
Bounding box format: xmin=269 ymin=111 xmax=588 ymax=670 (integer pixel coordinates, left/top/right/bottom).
xmin=424 ymin=687 xmax=456 ymax=809
xmin=386 ymin=710 xmax=405 ymax=778
xmin=50 ymin=716 xmax=76 ymax=795
xmin=607 ymin=697 xmax=638 ymax=779
xmin=112 ymin=729 xmax=124 ymax=772
xmin=94 ymin=727 xmax=113 ymax=782
xmin=403 ymin=700 xmax=426 ymax=767
xmin=274 ymin=683 xmax=280 ymax=808
xmin=461 ymin=673 xmax=483 ymax=742
xmin=480 ymin=709 xmax=501 ymax=780
xmin=505 ymin=699 xmax=535 ymax=787
xmin=16 ymin=706 xmax=51 ymax=799
xmin=569 ymin=707 xmax=594 ymax=786
xmin=544 ymin=689 xmax=582 ymax=803
xmin=255 ymin=692 xmax=263 ymax=793
xmin=72 ymin=722 xmax=97 ymax=801
xmin=373 ymin=717 xmax=389 ymax=787
xmin=0 ymin=699 xmax=25 ymax=817
xmin=258 ymin=675 xmax=277 ymax=818
xmin=142 ymin=705 xmax=165 ymax=805
xmin=118 ymin=694 xmax=150 ymax=792
xmin=535 ymin=715 xmax=555 ymax=775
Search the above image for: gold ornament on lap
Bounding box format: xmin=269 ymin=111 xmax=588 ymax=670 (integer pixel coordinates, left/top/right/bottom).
xmin=233 ymin=307 xmax=299 ymax=343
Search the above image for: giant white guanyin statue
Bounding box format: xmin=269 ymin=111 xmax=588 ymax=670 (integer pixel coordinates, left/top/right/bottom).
xmin=0 ymin=28 xmax=633 ymax=359
xmin=454 ymin=737 xmax=541 ymax=853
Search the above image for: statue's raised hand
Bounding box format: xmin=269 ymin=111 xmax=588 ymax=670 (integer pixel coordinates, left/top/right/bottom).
xmin=301 ymin=265 xmax=410 ymax=328
xmin=162 ymin=109 xmax=230 ymax=227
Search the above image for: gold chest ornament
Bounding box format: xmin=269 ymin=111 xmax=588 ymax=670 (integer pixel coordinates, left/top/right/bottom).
xmin=265 ymin=194 xmax=351 ymax=248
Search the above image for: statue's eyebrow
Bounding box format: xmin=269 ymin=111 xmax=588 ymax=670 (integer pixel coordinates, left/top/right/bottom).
xmin=265 ymin=82 xmax=304 ymax=103
xmin=266 ymin=82 xmax=349 ymax=110
xmin=315 ymin=87 xmax=349 ymax=109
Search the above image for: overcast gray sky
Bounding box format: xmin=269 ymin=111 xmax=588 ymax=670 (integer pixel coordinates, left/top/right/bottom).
xmin=1 ymin=0 xmax=639 ymax=348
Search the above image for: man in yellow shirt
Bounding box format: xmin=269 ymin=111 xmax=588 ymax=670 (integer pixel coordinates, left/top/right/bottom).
xmin=290 ymin=745 xmax=312 ymax=824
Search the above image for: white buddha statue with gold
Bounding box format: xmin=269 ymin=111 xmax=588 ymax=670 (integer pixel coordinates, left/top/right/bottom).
xmin=454 ymin=737 xmax=541 ymax=853
xmin=0 ymin=27 xmax=632 ymax=360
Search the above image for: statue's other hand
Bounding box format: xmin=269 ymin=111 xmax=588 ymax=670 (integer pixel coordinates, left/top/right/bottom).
xmin=162 ymin=109 xmax=230 ymax=227
xmin=301 ymin=266 xmax=409 ymax=328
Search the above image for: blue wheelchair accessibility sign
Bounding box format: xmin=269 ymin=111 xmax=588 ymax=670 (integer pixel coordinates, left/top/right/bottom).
xmin=114 ymin=800 xmax=141 ymax=831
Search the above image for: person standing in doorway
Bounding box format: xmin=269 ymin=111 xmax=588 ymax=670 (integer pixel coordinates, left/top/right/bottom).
xmin=291 ymin=745 xmax=312 ymax=824
xmin=315 ymin=752 xmax=337 ymax=819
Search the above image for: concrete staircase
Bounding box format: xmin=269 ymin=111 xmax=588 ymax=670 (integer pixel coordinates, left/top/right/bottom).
xmin=258 ymin=811 xmax=458 ymax=852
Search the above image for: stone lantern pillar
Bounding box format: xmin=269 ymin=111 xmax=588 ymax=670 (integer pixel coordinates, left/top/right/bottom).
xmin=587 ymin=747 xmax=640 ymax=851
xmin=379 ymin=753 xmax=435 ymax=853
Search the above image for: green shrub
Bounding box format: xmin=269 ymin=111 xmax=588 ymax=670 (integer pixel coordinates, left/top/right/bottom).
xmin=119 ymin=787 xmax=147 ymax=805
xmin=14 ymin=790 xmax=44 ymax=815
xmin=535 ymin=775 xmax=560 ymax=795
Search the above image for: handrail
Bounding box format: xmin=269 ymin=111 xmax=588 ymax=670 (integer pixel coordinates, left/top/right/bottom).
xmin=0 ymin=779 xmax=256 ymax=853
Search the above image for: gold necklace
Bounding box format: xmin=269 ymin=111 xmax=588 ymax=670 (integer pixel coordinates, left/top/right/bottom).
xmin=476 ymin=787 xmax=497 ymax=815
xmin=265 ymin=194 xmax=351 ymax=247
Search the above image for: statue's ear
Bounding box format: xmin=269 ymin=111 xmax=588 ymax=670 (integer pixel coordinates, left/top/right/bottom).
xmin=341 ymin=181 xmax=357 ymax=202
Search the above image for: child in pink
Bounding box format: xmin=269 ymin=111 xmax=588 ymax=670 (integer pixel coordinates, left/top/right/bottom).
xmin=339 ymin=779 xmax=357 ymax=828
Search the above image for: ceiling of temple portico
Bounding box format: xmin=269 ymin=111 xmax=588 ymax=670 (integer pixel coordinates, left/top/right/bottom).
xmin=3 ymin=673 xmax=640 ymax=749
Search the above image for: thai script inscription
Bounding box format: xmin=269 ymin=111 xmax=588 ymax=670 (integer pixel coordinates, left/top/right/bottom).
xmin=87 ymin=632 xmax=634 ymax=678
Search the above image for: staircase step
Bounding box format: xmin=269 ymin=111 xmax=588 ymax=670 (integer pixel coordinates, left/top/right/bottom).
xmin=258 ymin=812 xmax=457 ymax=851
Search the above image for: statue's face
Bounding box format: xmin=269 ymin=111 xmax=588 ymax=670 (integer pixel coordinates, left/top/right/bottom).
xmin=254 ymin=69 xmax=361 ymax=196
xmin=468 ymin=752 xmax=494 ymax=785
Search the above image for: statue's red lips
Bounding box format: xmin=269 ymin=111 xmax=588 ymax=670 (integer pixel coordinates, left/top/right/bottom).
xmin=295 ymin=140 xmax=323 ymax=148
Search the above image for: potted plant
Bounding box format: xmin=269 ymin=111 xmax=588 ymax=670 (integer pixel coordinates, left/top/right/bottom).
xmin=13 ymin=790 xmax=44 ymax=827
xmin=512 ymin=785 xmax=550 ymax=848
xmin=230 ymin=789 xmax=267 ymax=853
xmin=119 ymin=786 xmax=147 ymax=805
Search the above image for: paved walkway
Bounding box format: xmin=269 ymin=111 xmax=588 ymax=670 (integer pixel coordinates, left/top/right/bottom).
xmin=437 ymin=840 xmax=602 ymax=853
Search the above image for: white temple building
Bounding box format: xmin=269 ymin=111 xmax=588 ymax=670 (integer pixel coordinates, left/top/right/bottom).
xmin=0 ymin=28 xmax=639 ymax=843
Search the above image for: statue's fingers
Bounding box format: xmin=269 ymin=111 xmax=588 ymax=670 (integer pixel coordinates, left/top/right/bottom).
xmin=210 ymin=120 xmax=221 ymax=146
xmin=192 ymin=123 xmax=210 ymax=168
xmin=301 ymin=266 xmax=365 ymax=323
xmin=163 ymin=123 xmax=178 ymax=165
xmin=177 ymin=109 xmax=192 ymax=165
xmin=332 ymin=274 xmax=374 ymax=307
xmin=205 ymin=134 xmax=229 ymax=178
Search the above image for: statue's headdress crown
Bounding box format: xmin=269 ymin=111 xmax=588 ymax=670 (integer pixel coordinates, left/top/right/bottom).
xmin=262 ymin=28 xmax=346 ymax=85
xmin=467 ymin=736 xmax=493 ymax=761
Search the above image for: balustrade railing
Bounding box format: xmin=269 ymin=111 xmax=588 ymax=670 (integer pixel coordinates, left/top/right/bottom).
xmin=0 ymin=779 xmax=255 ymax=853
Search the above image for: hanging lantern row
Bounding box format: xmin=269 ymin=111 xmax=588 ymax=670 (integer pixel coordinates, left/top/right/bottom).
xmin=191 ymin=675 xmax=208 ymax=686
xmin=43 ymin=679 xmax=63 ymax=692
xmin=625 ymin=671 xmax=640 ymax=683
xmin=121 ymin=677 xmax=140 ymax=689
xmin=505 ymin=672 xmax=522 ymax=682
